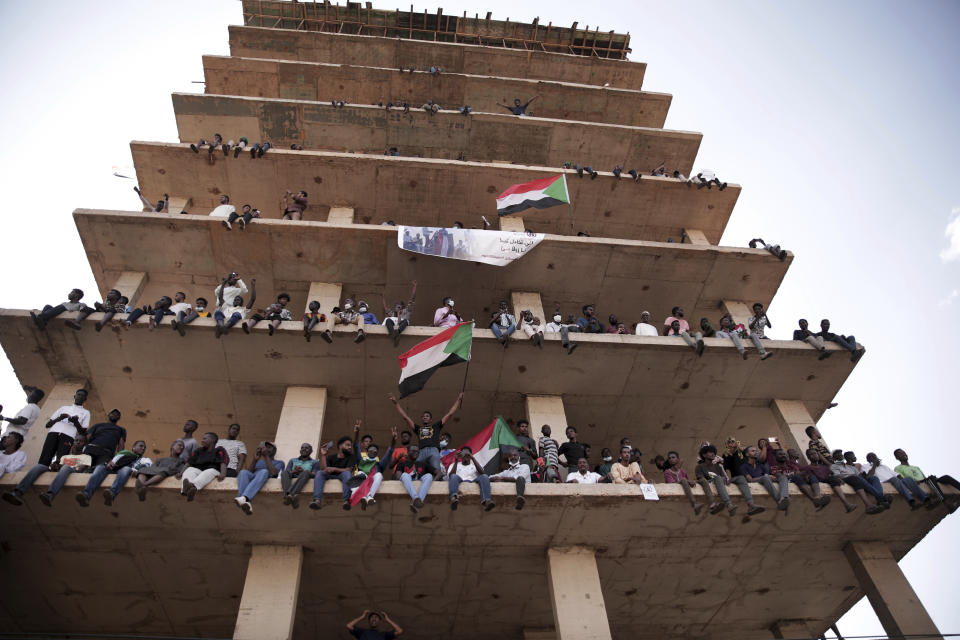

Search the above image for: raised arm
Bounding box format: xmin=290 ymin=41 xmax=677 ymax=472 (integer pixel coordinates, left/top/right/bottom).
xmin=352 ymin=419 xmax=361 ymax=447
xmin=440 ymin=392 xmax=464 ymax=425
xmin=382 ymin=611 xmax=403 ymax=636
xmin=526 ymin=95 xmax=540 ymax=106
xmin=388 ymin=394 xmax=416 ymax=429
xmin=346 ymin=610 xmax=369 ymax=632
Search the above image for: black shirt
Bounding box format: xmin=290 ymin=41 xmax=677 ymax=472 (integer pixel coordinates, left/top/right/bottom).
xmin=794 ymin=328 xmax=814 ymax=340
xmin=508 ymin=104 xmax=528 ymax=115
xmin=350 ymin=628 xmax=395 ymax=640
xmin=394 ymin=458 xmax=429 ymax=479
xmin=559 ymin=442 xmax=588 ymax=468
xmin=325 ymin=452 xmax=358 ymax=470
xmin=85 ymin=422 xmax=127 ymax=451
xmin=722 ymin=450 xmax=746 ymax=477
xmin=188 ymin=446 xmax=229 ymax=471
xmin=416 ymin=421 xmax=444 ymax=449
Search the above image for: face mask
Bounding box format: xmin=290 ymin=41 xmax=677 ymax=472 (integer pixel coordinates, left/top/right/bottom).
xmin=359 ymin=306 xmax=367 ymax=313
xmin=439 ymin=439 xmax=449 ymax=448
xmin=196 ymin=306 xmax=205 ymax=312
xmin=344 ymin=303 xmax=353 ymax=310
xmin=603 ymin=456 xmax=613 ymax=462
xmin=447 ymin=300 xmax=455 ymax=307
xmin=553 ymin=314 xmax=562 ymax=322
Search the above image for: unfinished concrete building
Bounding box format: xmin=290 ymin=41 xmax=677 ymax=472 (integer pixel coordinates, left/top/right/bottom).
xmin=0 ymin=2 xmax=952 ymax=639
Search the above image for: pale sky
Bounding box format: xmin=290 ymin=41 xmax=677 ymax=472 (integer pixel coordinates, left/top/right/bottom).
xmin=1 ymin=1 xmax=958 ymax=636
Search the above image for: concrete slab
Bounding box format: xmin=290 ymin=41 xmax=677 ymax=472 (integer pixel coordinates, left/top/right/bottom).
xmin=229 ymin=26 xmax=647 ymax=90
xmin=202 ymin=55 xmax=670 ymax=128
xmin=130 ymin=142 xmax=738 ymax=244
xmin=0 ymin=472 xmax=953 ymax=640
xmin=171 ymin=93 xmax=702 ymax=172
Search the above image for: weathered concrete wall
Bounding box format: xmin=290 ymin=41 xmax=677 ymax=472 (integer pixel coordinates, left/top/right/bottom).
xmin=229 ymin=26 xmax=647 ymax=90
xmin=202 ymin=55 xmax=670 ymax=128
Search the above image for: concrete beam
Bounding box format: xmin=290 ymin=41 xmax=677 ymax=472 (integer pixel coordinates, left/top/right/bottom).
xmin=721 ymin=300 xmax=753 ymax=329
xmin=770 ymin=399 xmax=818 ymax=465
xmin=547 ymin=547 xmax=612 ymax=640
xmin=274 ymin=386 xmax=327 ymax=457
xmin=233 ymin=545 xmax=303 ymax=640
xmin=770 ymin=620 xmax=811 ymax=639
xmin=844 ymin=541 xmax=944 ymax=640
xmin=327 ymin=206 xmax=354 ymax=224
xmin=499 ymin=216 xmax=525 ymax=232
xmin=682 ymin=229 xmax=710 ymax=246
xmin=306 ymin=282 xmax=342 ymax=317
xmin=111 ymin=271 xmax=148 ymax=306
xmin=22 ymin=381 xmax=88 ymax=465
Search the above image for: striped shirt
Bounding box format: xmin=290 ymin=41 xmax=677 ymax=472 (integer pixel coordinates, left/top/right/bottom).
xmin=539 ymin=436 xmax=559 ymax=468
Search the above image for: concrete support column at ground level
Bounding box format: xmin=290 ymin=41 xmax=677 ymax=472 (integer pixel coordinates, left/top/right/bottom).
xmin=547 ymin=547 xmax=612 ymax=640
xmin=111 ymin=271 xmax=148 ymax=306
xmin=720 ymin=300 xmax=753 ymax=329
xmin=327 ymin=206 xmax=354 ymax=224
xmin=511 ymin=291 xmax=545 ymax=329
xmin=682 ymin=229 xmax=710 ymax=245
xmin=844 ymin=541 xmax=943 ymax=640
xmin=234 ymin=545 xmax=303 ymax=640
xmin=770 ymin=620 xmax=811 ymax=638
xmin=22 ymin=380 xmax=88 ymax=465
xmin=770 ymin=399 xmax=819 ymax=465
xmin=306 ymin=282 xmax=342 ymax=328
xmin=274 ymin=387 xmax=327 ymax=460
xmin=500 ymin=215 xmax=525 ymax=232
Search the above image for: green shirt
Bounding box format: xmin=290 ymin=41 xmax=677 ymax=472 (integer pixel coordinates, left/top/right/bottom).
xmin=894 ymin=463 xmax=925 ymax=482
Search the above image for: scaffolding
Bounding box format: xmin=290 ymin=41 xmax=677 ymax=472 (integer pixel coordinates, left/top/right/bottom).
xmin=242 ymin=0 xmax=631 ymax=59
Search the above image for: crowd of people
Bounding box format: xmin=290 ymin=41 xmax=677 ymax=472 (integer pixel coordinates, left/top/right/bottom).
xmin=1 ymin=384 xmax=955 ymax=518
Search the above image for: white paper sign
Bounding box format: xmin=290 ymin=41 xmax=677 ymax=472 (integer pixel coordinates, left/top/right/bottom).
xmin=639 ymin=483 xmax=659 ymax=501
xmin=398 ymin=226 xmax=544 ymax=267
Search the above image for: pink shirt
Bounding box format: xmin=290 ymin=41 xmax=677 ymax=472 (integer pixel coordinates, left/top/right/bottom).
xmin=663 ymin=467 xmax=689 ymax=483
xmin=433 ymin=306 xmax=459 ymax=328
xmin=664 ymin=316 xmax=690 ymax=333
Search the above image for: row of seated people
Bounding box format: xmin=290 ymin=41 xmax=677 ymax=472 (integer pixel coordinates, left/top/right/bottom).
xmin=27 ymin=283 xmax=866 ymax=361
xmin=2 ymin=388 xmax=953 ymax=517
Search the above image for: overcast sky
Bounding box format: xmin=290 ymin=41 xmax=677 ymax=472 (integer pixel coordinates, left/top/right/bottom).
xmin=1 ymin=1 xmax=958 ymax=636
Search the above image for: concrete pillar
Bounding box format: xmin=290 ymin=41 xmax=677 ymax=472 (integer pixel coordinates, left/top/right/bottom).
xmin=770 ymin=620 xmax=811 ymax=638
xmin=511 ymin=291 xmax=546 ymax=326
xmin=770 ymin=399 xmax=820 ymax=465
xmin=525 ymin=395 xmax=569 ymax=446
xmin=547 ymin=547 xmax=612 ymax=640
xmin=682 ymin=229 xmax=710 ymax=246
xmin=21 ymin=380 xmax=88 ymax=465
xmin=499 ymin=216 xmax=525 ymax=232
xmin=844 ymin=541 xmax=943 ymax=640
xmin=274 ymin=387 xmax=327 ymax=460
xmin=327 ymin=206 xmax=354 ymax=224
xmin=166 ymin=196 xmax=191 ymax=215
xmin=234 ymin=545 xmax=304 ymax=640
xmin=721 ymin=300 xmax=752 ymax=329
xmin=111 ymin=271 xmax=148 ymax=306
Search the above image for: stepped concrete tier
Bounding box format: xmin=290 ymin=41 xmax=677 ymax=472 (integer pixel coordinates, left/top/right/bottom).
xmin=131 ymin=142 xmax=739 ymax=243
xmin=201 ymin=55 xmax=671 ymax=128
xmin=0 ymin=471 xmax=954 ymax=640
xmin=172 ymin=93 xmax=702 ymax=171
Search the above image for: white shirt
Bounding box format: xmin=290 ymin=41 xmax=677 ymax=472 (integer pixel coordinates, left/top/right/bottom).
xmin=567 ymin=470 xmax=603 ymax=484
xmin=217 ymin=439 xmax=248 ymax=470
xmin=221 ymin=305 xmax=248 ymax=319
xmin=49 ymin=404 xmax=91 ymax=439
xmin=214 ymin=280 xmax=249 ymax=312
xmin=0 ymin=449 xmax=27 ymax=476
xmin=209 ymin=204 xmax=236 ymax=217
xmin=696 ymin=169 xmax=716 ymax=181
xmin=872 ymin=464 xmax=898 ymax=482
xmin=635 ymin=323 xmax=658 ymax=337
xmin=2 ymin=402 xmax=41 ymax=437
xmin=169 ymin=302 xmax=192 ymax=315
xmin=491 ymin=462 xmax=531 ymax=483
xmin=448 ymin=459 xmax=479 ymax=482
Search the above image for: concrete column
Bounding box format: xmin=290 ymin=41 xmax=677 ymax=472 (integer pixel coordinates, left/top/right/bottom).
xmin=499 ymin=216 xmax=525 ymax=232
xmin=682 ymin=229 xmax=710 ymax=245
xmin=327 ymin=206 xmax=354 ymax=224
xmin=21 ymin=380 xmax=88 ymax=465
xmin=274 ymin=386 xmax=327 ymax=460
xmin=844 ymin=541 xmax=943 ymax=640
xmin=720 ymin=300 xmax=752 ymax=329
xmin=770 ymin=620 xmax=811 ymax=638
xmin=547 ymin=547 xmax=612 ymax=640
xmin=306 ymin=282 xmax=342 ymax=331
xmin=111 ymin=271 xmax=148 ymax=306
xmin=166 ymin=196 xmax=191 ymax=215
xmin=525 ymin=395 xmax=569 ymax=446
xmin=234 ymin=545 xmax=304 ymax=640
xmin=769 ymin=399 xmax=821 ymax=464
xmin=511 ymin=291 xmax=545 ymax=326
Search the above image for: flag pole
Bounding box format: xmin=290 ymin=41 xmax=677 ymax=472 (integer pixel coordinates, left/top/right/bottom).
xmin=568 ymin=202 xmax=575 ymax=229
xmin=460 ymin=320 xmax=475 ymax=395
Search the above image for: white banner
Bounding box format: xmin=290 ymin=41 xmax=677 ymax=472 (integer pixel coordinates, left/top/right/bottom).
xmin=398 ymin=226 xmax=544 ymax=267
xmin=640 ymin=483 xmax=660 ymax=501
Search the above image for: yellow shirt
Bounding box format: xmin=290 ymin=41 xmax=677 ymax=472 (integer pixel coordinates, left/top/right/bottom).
xmin=611 ymin=462 xmax=642 ymax=484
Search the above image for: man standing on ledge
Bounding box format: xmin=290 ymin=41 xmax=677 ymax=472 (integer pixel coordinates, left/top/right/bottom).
xmin=389 ymin=392 xmax=463 ymax=477
xmin=38 ymin=388 xmax=90 ymax=466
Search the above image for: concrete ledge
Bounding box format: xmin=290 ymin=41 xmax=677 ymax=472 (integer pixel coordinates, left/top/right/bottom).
xmin=131 ymin=141 xmax=739 ymax=243
xmin=202 ymin=54 xmax=671 ymax=128
xmin=171 ymin=92 xmax=702 ymax=172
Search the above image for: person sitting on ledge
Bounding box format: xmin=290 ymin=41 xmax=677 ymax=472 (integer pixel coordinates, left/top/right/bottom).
xmin=214 ymin=277 xmax=256 ymax=338
xmin=664 ymin=306 xmax=704 ymax=356
xmin=447 ymin=445 xmax=495 ymax=512
xmin=793 ymin=318 xmax=830 ymax=359
xmin=311 ymin=437 xmax=357 ymax=511
xmin=346 ymin=609 xmax=403 ymax=639
xmin=747 ymin=302 xmax=775 ymax=360
xmin=302 ymin=300 xmax=326 ymax=342
xmin=189 ymin=133 xmax=222 ymax=154
xmin=748 ymin=238 xmax=787 ymax=261
xmin=497 ymin=95 xmax=539 ymax=116
xmin=218 ymin=423 xmax=247 ymax=479
xmin=0 ymin=384 xmax=45 ymax=438
xmin=634 ymin=310 xmax=658 ymax=337
xmin=864 ymin=452 xmax=930 ymax=510
xmin=610 ymin=446 xmax=648 ymax=484
xmin=830 ymin=450 xmax=889 ymax=513
xmin=320 ymin=297 xmax=365 ymax=344
xmin=234 ymin=441 xmax=283 ymax=515
xmin=490 ymin=449 xmax=531 ymax=510
xmin=817 ymin=319 xmax=866 ymax=363
xmin=0 ymin=432 xmax=26 ymax=480
xmin=83 ymin=289 xmax=128 ymax=332
xmin=803 ymin=448 xmax=856 ymax=513
xmin=545 ymin=308 xmax=580 ymax=354
xmin=713 ymin=313 xmax=749 ymax=360
xmin=517 ymin=310 xmax=545 ymax=348
xmin=538 ymin=425 xmax=561 ymax=483
xmin=229 ymin=136 xmax=249 ymax=157
xmin=382 ymin=280 xmax=417 ymax=347
xmin=769 ymin=447 xmax=826 ymax=510
xmin=489 ymin=300 xmax=517 ymax=348
xmin=893 ymin=449 xmax=958 ymax=511
xmin=3 ymin=434 xmax=88 ymax=507
xmin=692 ymin=169 xmax=727 ymax=190
xmin=358 ymin=300 xmax=378 ymax=328
xmin=171 ymin=297 xmax=209 ymax=337
xmin=249 ymin=141 xmax=272 ymax=158
xmin=282 ymin=190 xmax=308 ymax=221
xmin=279 ymin=442 xmax=318 ymax=509
xmin=178 ymin=432 xmax=228 ymax=501
xmin=222 ymin=203 xmax=261 ymax=231
xmin=78 ymin=438 xmax=151 ymax=507
xmin=737 ymin=445 xmax=787 ymax=512
xmin=133 ymin=439 xmax=186 ymax=502
xmin=31 ymin=288 xmax=90 ymax=331
xmin=207 ymin=194 xmax=235 ymax=220
xmin=395 ymin=444 xmax=433 ymax=512
xmin=244 ymin=292 xmax=291 ymax=335
xmin=353 ymin=436 xmax=396 ymax=511
xmin=38 ymin=388 xmax=90 ymax=466
xmin=134 ymin=186 xmax=169 ymax=213
xmin=567 ymin=457 xmax=603 ymax=484
xmin=577 ymin=304 xmax=604 ymax=334
xmin=694 ymin=444 xmax=739 ymax=516
xmin=663 ymin=450 xmax=703 ymax=514
xmin=433 ymin=296 xmax=461 ymax=328
xmin=595 ymin=447 xmax=615 ymax=482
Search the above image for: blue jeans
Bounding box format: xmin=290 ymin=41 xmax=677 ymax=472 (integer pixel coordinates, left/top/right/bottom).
xmin=449 ymin=473 xmax=491 ymax=502
xmin=214 ymin=310 xmax=243 ymax=327
xmin=107 ymin=466 xmax=137 ymax=497
xmin=82 ymin=464 xmax=112 ymax=498
xmin=237 ymin=468 xmax=271 ymax=501
xmin=15 ymin=464 xmax=51 ymax=493
xmin=828 ymin=334 xmax=858 ymax=352
xmin=400 ymin=472 xmax=433 ymax=501
xmin=49 ymin=465 xmax=79 ymax=496
xmin=417 ymin=447 xmax=442 ymax=474
xmin=886 ymin=476 xmax=928 ymax=503
xmin=313 ymin=470 xmax=352 ymax=501
xmin=491 ymin=322 xmax=516 ymax=340
xmin=862 ymin=475 xmax=885 ymax=500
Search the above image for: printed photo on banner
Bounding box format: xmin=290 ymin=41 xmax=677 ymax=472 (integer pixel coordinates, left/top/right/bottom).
xmin=398 ymin=226 xmax=545 ymax=267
